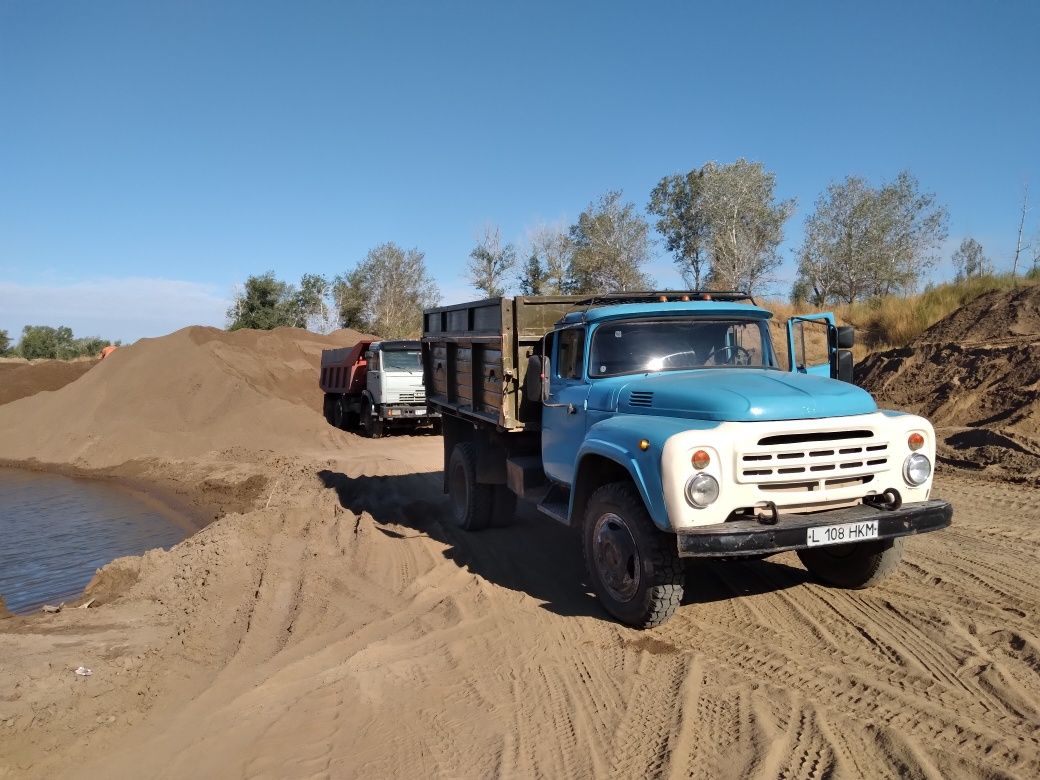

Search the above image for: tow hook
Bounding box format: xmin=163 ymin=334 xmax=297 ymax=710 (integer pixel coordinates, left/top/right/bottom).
xmin=755 ymin=501 xmax=779 ymax=525
xmin=864 ymin=488 xmax=902 ymax=511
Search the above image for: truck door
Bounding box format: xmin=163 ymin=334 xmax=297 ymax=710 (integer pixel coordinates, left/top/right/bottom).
xmin=541 ymin=327 xmax=591 ymax=485
xmin=366 ymin=348 xmax=382 ymax=404
xmin=787 ymin=314 xmax=855 ymax=382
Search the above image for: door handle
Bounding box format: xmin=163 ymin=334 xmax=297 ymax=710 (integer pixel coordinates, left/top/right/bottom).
xmin=567 ymin=403 xmax=576 ymax=414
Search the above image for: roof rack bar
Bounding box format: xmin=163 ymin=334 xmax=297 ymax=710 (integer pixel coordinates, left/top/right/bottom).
xmin=575 ymin=290 xmax=756 ymax=307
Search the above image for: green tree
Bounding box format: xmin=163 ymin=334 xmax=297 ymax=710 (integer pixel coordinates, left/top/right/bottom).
xmin=227 ymin=272 xmax=297 ymax=330
xmin=518 ymin=251 xmax=546 ymax=295
xmin=227 ymin=272 xmax=333 ymax=331
xmin=699 ymin=160 xmax=793 ymax=294
xmin=332 ymin=268 xmax=367 ymax=331
xmin=951 ymin=237 xmax=990 ymax=280
xmin=291 ymin=273 xmax=334 ymax=332
xmin=467 ymin=224 xmax=517 ymax=298
xmin=0 ymin=329 xmax=10 ymax=355
xmin=648 ymin=168 xmax=710 ymax=287
xmin=15 ymin=325 xmax=111 ymax=359
xmin=567 ymin=191 xmax=653 ymax=294
xmin=18 ymin=325 xmax=66 ymax=359
xmin=524 ymin=223 xmax=570 ymax=294
xmin=795 ymin=172 xmax=949 ymax=304
xmin=334 ymin=243 xmax=439 ymax=338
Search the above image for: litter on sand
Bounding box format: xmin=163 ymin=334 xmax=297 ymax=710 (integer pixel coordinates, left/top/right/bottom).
xmin=74 ymin=667 xmax=92 ymax=677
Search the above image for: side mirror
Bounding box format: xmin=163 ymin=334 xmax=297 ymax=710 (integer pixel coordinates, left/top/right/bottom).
xmin=525 ymin=355 xmax=548 ymax=403
xmin=836 ymin=325 xmax=855 ymax=349
xmin=832 ymin=349 xmax=854 ymax=383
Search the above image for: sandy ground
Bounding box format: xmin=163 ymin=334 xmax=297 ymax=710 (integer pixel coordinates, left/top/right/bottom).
xmin=1 ymin=321 xmax=1038 ymax=778
xmin=0 ymin=440 xmax=1037 ymax=778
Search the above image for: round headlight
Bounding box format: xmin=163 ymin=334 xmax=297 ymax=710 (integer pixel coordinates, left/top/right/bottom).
xmin=903 ymin=453 xmax=931 ymax=486
xmin=685 ymin=473 xmax=720 ymax=508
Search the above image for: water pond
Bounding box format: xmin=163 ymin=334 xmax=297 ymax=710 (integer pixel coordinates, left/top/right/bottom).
xmin=0 ymin=468 xmax=190 ymax=614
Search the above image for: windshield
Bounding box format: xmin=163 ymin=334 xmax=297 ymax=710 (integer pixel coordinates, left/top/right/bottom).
xmin=589 ymin=318 xmax=774 ymax=377
xmin=380 ymin=349 xmax=422 ymax=372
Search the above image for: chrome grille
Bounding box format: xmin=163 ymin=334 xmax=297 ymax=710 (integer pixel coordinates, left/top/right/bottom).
xmin=736 ymin=430 xmax=889 ymax=486
xmin=396 ymin=390 xmax=426 ymax=404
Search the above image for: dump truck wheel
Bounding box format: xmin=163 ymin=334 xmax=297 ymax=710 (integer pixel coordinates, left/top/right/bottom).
xmin=447 ymin=442 xmax=493 ymax=531
xmin=797 ymin=538 xmax=904 ymax=589
xmin=583 ymin=482 xmax=684 ymax=628
xmin=361 ymin=399 xmax=383 ymax=438
xmin=323 ymin=394 xmax=335 ymax=424
xmin=332 ymin=397 xmax=346 ymax=429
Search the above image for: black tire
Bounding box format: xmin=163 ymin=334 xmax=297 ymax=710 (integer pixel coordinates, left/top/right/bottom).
xmin=360 ymin=398 xmax=384 ymax=439
xmin=447 ymin=442 xmax=494 ymax=531
xmin=323 ymin=394 xmax=335 ymax=424
xmin=332 ymin=396 xmax=346 ymax=429
xmin=797 ymin=537 xmax=904 ymax=589
xmin=583 ymin=482 xmax=684 ymax=629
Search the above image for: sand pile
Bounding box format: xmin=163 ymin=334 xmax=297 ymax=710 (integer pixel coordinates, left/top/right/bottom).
xmin=917 ymin=284 xmax=1040 ymax=344
xmin=858 ymin=285 xmax=1040 ymax=484
xmin=0 ymin=326 xmax=371 ymax=468
xmin=0 ymin=359 xmax=98 ymax=406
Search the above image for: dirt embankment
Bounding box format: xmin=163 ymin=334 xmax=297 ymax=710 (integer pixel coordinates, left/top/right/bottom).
xmin=1 ymin=322 xmax=1038 ymax=778
xmin=858 ymin=285 xmax=1040 ymax=485
xmin=0 ymin=359 xmax=98 ymax=406
xmin=0 ymin=325 xmax=371 ymax=469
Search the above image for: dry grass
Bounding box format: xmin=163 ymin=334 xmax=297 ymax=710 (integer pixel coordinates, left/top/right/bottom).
xmin=762 ymin=269 xmax=1040 ymax=359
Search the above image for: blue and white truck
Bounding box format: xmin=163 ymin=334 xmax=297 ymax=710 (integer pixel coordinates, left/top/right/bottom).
xmin=422 ymin=292 xmax=952 ymax=628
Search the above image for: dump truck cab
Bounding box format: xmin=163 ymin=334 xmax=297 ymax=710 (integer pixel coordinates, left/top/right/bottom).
xmin=423 ymin=292 xmax=951 ymax=628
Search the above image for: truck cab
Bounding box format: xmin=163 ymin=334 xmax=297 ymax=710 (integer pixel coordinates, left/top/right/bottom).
xmin=423 ymin=292 xmax=951 ymax=628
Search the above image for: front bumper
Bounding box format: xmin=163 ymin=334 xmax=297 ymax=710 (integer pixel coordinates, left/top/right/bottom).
xmin=378 ymin=405 xmax=439 ymax=421
xmin=675 ymin=499 xmax=951 ymax=558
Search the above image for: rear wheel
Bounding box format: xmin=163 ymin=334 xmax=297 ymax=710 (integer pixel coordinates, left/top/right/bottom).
xmin=332 ymin=396 xmax=346 ymax=429
xmin=583 ymin=482 xmax=684 ymax=628
xmin=323 ymin=394 xmax=336 ymax=424
xmin=361 ymin=398 xmax=384 ymax=438
xmin=447 ymin=442 xmax=494 ymax=530
xmin=797 ymin=538 xmax=904 ymax=588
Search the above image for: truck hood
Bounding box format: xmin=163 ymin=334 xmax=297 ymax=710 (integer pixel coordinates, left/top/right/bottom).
xmin=589 ymin=369 xmax=877 ymax=422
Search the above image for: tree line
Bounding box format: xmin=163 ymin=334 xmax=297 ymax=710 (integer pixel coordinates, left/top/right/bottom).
xmin=229 ymin=159 xmax=1039 ymax=337
xmin=0 ymin=325 xmax=116 ymax=360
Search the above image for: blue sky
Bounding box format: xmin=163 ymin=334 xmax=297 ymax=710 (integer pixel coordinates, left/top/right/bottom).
xmin=1 ymin=0 xmax=1038 ymax=342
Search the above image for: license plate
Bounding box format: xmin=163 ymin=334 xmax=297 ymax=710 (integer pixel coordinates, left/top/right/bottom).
xmin=806 ymin=519 xmax=879 ymax=547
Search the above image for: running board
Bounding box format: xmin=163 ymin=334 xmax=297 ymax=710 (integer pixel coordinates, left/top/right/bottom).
xmin=536 ymin=501 xmax=569 ymax=525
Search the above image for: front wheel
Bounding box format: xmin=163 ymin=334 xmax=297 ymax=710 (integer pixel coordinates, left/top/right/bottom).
xmin=360 ymin=399 xmax=384 ymax=438
xmin=583 ymin=482 xmax=684 ymax=628
xmin=797 ymin=537 xmax=904 ymax=588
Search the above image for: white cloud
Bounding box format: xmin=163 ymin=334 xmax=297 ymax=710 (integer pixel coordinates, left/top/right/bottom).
xmin=0 ymin=277 xmax=231 ymax=343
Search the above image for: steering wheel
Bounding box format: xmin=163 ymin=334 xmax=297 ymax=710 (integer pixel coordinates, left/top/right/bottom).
xmin=711 ymin=345 xmax=753 ymax=366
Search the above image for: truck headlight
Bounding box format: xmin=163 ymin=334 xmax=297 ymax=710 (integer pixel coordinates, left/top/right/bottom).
xmin=903 ymin=453 xmax=931 ymax=486
xmin=685 ymin=474 xmax=719 ymax=508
